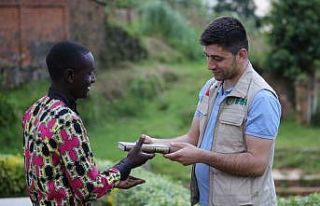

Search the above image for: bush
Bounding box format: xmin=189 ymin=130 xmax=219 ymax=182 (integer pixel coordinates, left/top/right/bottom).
xmin=278 ymin=193 xmax=320 ymax=206
xmin=95 ymin=160 xmax=190 ymax=206
xmin=129 ymin=75 xmax=165 ymax=100
xmin=0 ymin=92 xmax=16 ymax=128
xmin=100 ymin=23 xmax=147 ymax=68
xmin=138 ymin=1 xmax=201 ymax=60
xmin=77 ymin=92 xmax=112 ymax=127
xmin=114 ymin=169 xmax=190 ymax=206
xmin=0 ymin=156 xmax=190 ymax=205
xmin=2 ymin=154 xmax=320 ymax=206
xmin=0 ymin=154 xmax=26 ymax=197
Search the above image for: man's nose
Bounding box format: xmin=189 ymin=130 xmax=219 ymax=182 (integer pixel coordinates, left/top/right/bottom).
xmin=91 ymin=73 xmax=96 ymax=83
xmin=208 ymin=60 xmax=217 ymax=70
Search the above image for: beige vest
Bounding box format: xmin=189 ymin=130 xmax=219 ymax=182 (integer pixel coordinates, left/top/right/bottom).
xmin=190 ymin=62 xmax=278 ymax=206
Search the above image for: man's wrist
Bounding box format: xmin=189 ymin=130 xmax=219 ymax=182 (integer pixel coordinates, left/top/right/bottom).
xmin=198 ymin=148 xmax=213 ymax=165
xmin=114 ymin=158 xmax=133 ymax=180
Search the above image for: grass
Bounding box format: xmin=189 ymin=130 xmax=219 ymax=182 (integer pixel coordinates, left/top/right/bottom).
xmin=275 ymin=120 xmax=320 ymax=174
xmin=1 ymin=60 xmax=320 ymax=184
xmin=277 ymin=120 xmax=320 ymax=149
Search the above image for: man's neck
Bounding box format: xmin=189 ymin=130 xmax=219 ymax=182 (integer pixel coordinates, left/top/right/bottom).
xmin=48 ymin=85 xmax=78 ymax=113
xmin=50 ymin=83 xmax=74 ymax=101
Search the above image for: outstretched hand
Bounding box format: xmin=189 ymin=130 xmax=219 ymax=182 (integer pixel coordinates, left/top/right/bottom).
xmin=140 ymin=134 xmax=156 ymax=144
xmin=164 ymin=142 xmax=201 ymax=166
xmin=115 ymin=176 xmax=145 ymax=189
xmin=126 ymin=136 xmax=155 ymax=168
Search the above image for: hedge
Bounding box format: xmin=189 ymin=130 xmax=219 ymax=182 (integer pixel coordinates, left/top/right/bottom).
xmin=278 ymin=193 xmax=320 ymax=206
xmin=0 ymin=155 xmax=189 ymax=205
xmin=1 ymin=154 xmax=319 ymax=206
xmin=0 ymin=154 xmax=26 ymax=197
xmin=95 ymin=159 xmax=190 ymax=206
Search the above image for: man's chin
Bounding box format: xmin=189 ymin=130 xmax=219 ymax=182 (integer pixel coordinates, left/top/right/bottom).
xmin=213 ymin=75 xmax=223 ymax=81
xmin=79 ymin=93 xmax=89 ymax=99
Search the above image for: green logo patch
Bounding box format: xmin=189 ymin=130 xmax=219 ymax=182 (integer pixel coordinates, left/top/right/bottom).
xmin=226 ymin=97 xmax=247 ymax=106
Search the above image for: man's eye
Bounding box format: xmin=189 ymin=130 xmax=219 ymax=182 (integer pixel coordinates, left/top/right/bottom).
xmin=213 ymin=57 xmax=223 ymax=61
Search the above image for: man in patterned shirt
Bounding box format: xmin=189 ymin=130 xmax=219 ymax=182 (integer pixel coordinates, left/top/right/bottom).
xmin=22 ymin=41 xmax=154 ymax=206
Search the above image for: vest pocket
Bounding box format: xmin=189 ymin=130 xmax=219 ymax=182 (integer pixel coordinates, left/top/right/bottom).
xmin=212 ymin=169 xmax=253 ymax=205
xmin=219 ymin=108 xmax=244 ymax=126
xmin=215 ymin=108 xmax=246 ymax=153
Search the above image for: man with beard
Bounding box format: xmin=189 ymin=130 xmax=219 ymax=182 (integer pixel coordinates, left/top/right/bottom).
xmin=144 ymin=17 xmax=281 ymax=206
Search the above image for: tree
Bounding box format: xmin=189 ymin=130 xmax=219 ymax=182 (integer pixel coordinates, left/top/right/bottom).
xmin=267 ymin=0 xmax=320 ymax=125
xmin=212 ymin=0 xmax=260 ymax=26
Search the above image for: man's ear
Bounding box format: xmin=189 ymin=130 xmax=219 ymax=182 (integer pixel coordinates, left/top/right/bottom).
xmin=237 ymin=48 xmax=248 ymax=60
xmin=64 ymin=68 xmax=75 ymax=83
xmin=236 ymin=48 xmax=248 ymax=64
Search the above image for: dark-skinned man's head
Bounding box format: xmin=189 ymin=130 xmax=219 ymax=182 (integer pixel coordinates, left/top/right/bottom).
xmin=46 ymin=41 xmax=96 ymax=100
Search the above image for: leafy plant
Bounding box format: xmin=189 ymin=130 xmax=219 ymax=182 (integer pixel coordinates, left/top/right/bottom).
xmin=266 ymin=0 xmax=320 ymax=124
xmin=96 ymin=159 xmax=190 ymax=206
xmin=0 ymin=154 xmax=26 ymax=197
xmin=100 ymin=23 xmax=147 ymax=68
xmin=278 ymin=193 xmax=320 ymax=206
xmin=138 ymin=1 xmax=201 ymax=60
xmin=0 ymin=92 xmax=17 ymax=128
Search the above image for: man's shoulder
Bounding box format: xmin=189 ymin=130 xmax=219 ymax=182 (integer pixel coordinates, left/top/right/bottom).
xmin=23 ymin=96 xmax=48 ymax=119
xmin=47 ymin=99 xmax=79 ymax=122
xmin=23 ymin=96 xmax=79 ymax=125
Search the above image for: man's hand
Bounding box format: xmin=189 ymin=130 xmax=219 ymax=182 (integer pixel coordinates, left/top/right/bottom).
xmin=126 ymin=136 xmax=155 ymax=168
xmin=115 ymin=176 xmax=145 ymax=189
xmin=164 ymin=142 xmax=202 ymax=166
xmin=141 ymin=134 xmax=158 ymax=144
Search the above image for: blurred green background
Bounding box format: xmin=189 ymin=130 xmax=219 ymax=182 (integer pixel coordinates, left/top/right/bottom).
xmin=1 ymin=0 xmax=320 ymax=203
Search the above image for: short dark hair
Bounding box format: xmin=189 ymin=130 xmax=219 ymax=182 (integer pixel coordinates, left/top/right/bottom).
xmin=46 ymin=41 xmax=90 ymax=81
xmin=200 ymin=17 xmax=248 ymax=54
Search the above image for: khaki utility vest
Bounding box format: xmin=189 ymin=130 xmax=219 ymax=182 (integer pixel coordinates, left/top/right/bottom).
xmin=190 ymin=62 xmax=278 ymax=206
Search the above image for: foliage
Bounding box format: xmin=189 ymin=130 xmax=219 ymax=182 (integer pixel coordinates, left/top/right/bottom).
xmin=274 ymin=148 xmax=320 ymax=174
xmin=164 ymin=0 xmax=203 ymax=8
xmin=142 ymin=37 xmax=184 ymax=63
xmin=113 ymin=0 xmax=146 ymax=9
xmin=0 ymin=79 xmax=49 ymax=154
xmin=278 ymin=193 xmax=320 ymax=206
xmin=129 ymin=74 xmax=165 ymax=100
xmin=77 ymin=92 xmax=113 ymax=127
xmin=100 ymin=23 xmax=147 ymax=68
xmin=212 ymin=0 xmax=260 ymax=27
xmin=0 ymin=155 xmax=190 ymax=205
xmin=96 ymin=159 xmax=190 ymax=206
xmin=0 ymin=154 xmax=26 ymax=197
xmin=266 ymin=0 xmax=320 ymax=80
xmin=0 ymin=91 xmax=16 ymax=128
xmin=138 ymin=1 xmax=202 ymax=60
xmin=114 ymin=169 xmax=190 ymax=206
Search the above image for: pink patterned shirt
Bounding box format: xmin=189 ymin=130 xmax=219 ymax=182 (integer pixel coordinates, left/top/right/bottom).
xmin=22 ymin=95 xmax=120 ymax=206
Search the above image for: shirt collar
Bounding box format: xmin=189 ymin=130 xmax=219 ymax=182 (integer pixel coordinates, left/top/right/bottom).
xmin=218 ymin=82 xmax=233 ymax=96
xmin=48 ymin=87 xmax=78 ymax=114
